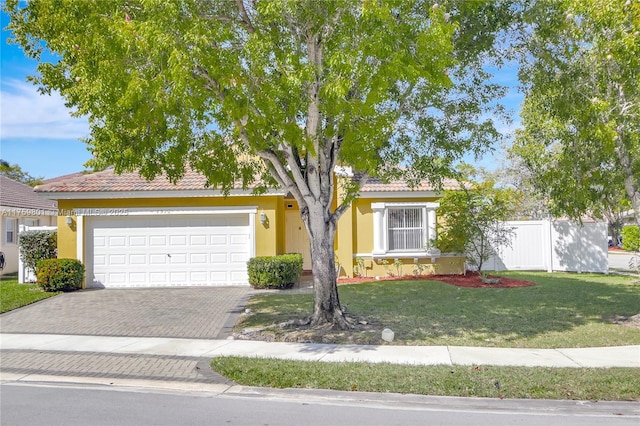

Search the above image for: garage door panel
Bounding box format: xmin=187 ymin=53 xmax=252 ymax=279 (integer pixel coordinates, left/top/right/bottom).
xmin=109 ymin=236 xmax=126 ymax=246
xmin=129 ymin=235 xmax=146 ymax=245
xmin=230 ymin=253 xmax=249 ymax=263
xmin=190 ymin=271 xmax=208 ymax=282
xmin=149 ymin=235 xmax=167 ymax=246
xmin=170 ymin=235 xmax=187 ymax=245
xmin=190 ymin=253 xmax=208 ymax=263
xmin=190 ymin=235 xmax=207 ymax=245
xmin=149 ymin=254 xmax=168 ymax=264
xmin=129 ymin=254 xmax=146 ymax=264
xmin=170 ymin=254 xmax=187 ymax=264
xmin=88 ymin=213 xmax=252 ymax=288
xmin=109 ymin=254 xmax=126 ymax=265
xmin=129 ymin=273 xmax=146 ymax=283
xmin=109 ymin=273 xmax=126 ymax=284
xmin=210 ymin=235 xmax=227 ymax=245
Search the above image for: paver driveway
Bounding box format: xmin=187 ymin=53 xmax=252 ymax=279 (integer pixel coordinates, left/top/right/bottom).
xmin=0 ymin=287 xmax=252 ymax=339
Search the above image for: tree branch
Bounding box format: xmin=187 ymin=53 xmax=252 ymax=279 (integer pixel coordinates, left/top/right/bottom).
xmin=235 ymin=0 xmax=255 ymax=34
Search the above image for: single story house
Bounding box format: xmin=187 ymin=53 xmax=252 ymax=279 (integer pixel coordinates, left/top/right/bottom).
xmin=1 ymin=175 xmax=58 ymax=276
xmin=34 ymin=168 xmax=464 ymax=288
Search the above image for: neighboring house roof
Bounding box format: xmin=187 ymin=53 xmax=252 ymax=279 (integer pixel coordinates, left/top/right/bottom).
xmin=34 ymin=167 xmax=459 ymax=197
xmin=35 ymin=168 xmax=213 ymax=193
xmin=360 ymin=176 xmax=461 ymax=192
xmin=0 ymin=175 xmax=58 ymax=212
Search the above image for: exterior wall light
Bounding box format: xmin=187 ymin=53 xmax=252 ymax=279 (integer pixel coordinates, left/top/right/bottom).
xmin=66 ymin=216 xmax=73 ymax=226
xmin=259 ymin=211 xmax=267 ymax=225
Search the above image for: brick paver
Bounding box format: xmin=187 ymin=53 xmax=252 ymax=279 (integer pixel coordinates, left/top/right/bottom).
xmin=0 ymin=287 xmax=251 ymax=339
xmin=0 ymin=350 xmax=231 ymax=383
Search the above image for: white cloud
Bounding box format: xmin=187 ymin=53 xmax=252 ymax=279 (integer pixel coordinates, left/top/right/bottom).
xmin=0 ymin=79 xmax=89 ymax=139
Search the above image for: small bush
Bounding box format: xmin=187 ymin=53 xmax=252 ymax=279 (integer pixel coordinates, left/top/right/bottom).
xmin=37 ymin=258 xmax=84 ymax=292
xmin=247 ymin=254 xmax=303 ymax=289
xmin=18 ymin=230 xmax=57 ymax=275
xmin=621 ymin=226 xmax=640 ymax=252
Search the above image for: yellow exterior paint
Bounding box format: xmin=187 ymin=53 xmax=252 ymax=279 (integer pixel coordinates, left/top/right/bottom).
xmin=55 ymin=189 xmax=465 ymax=282
xmin=341 ymin=196 xmax=465 ymax=278
xmin=57 ymin=195 xmax=285 ymax=263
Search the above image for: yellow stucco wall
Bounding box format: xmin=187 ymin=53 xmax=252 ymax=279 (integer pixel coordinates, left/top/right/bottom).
xmin=345 ymin=196 xmax=465 ymax=277
xmin=55 ymin=191 xmax=465 ymax=279
xmin=56 ymin=195 xmax=285 ymax=261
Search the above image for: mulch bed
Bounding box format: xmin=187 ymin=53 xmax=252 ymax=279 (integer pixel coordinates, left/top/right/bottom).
xmin=338 ymin=271 xmax=535 ymax=288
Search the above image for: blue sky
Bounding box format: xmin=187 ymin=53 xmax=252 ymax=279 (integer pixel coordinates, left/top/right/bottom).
xmin=1 ymin=10 xmax=522 ymax=180
xmin=1 ymin=11 xmax=93 ymax=179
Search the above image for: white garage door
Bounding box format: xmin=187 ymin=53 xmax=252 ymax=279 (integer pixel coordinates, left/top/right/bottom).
xmin=86 ymin=214 xmax=252 ymax=288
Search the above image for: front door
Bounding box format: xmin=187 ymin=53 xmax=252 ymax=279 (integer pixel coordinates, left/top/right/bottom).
xmin=285 ymin=209 xmax=312 ymax=270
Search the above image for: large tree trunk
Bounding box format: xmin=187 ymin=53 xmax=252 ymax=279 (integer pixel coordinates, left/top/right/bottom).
xmin=305 ymin=205 xmax=352 ymax=329
xmin=614 ymin=127 xmax=640 ymax=232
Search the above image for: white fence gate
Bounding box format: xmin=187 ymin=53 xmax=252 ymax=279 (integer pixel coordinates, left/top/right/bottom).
xmin=18 ymin=225 xmax=57 ymax=283
xmin=481 ymin=220 xmax=608 ymax=274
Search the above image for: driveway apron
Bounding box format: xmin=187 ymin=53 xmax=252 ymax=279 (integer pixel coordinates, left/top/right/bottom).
xmin=0 ymin=287 xmax=252 ymax=339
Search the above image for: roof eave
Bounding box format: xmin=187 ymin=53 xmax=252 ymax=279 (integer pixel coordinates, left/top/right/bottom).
xmin=33 ymin=188 xmax=287 ymax=200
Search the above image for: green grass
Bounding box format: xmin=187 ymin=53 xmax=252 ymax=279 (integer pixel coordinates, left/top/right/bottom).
xmin=211 ymin=357 xmax=640 ymax=401
xmin=236 ymin=272 xmax=640 ymax=348
xmin=0 ymin=277 xmax=59 ymax=313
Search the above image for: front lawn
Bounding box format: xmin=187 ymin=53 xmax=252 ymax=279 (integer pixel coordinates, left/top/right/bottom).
xmin=0 ymin=277 xmax=59 ymax=313
xmin=211 ymin=357 xmax=640 ymax=401
xmin=235 ymin=272 xmax=640 ymax=348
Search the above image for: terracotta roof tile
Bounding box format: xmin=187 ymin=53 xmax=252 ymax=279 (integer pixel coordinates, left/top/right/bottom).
xmin=0 ymin=176 xmax=58 ymax=211
xmin=34 ymin=168 xmax=218 ymax=193
xmin=360 ymin=176 xmax=461 ymax=192
xmin=34 ymin=167 xmax=461 ymax=195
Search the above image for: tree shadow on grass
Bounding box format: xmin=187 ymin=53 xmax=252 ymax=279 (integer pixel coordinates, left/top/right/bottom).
xmin=338 ymin=273 xmax=640 ymax=346
xmin=236 ymin=273 xmax=640 ymax=347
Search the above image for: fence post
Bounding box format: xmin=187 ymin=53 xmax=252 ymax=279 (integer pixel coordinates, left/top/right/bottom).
xmin=544 ymin=219 xmax=553 ymax=273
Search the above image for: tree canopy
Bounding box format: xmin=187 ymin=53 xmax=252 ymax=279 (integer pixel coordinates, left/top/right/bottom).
xmin=0 ymin=160 xmax=43 ymax=186
xmin=6 ymin=0 xmax=513 ymax=327
xmin=512 ymin=0 xmax=640 ymax=230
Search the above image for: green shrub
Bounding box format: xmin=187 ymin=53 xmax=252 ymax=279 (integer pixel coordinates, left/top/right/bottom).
xmin=37 ymin=258 xmax=84 ymax=292
xmin=621 ymin=225 xmax=640 ymax=252
xmin=247 ymin=254 xmax=303 ymax=289
xmin=18 ymin=230 xmax=57 ymax=274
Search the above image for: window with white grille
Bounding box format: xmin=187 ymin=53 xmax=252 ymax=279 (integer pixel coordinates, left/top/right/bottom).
xmin=371 ymin=202 xmax=440 ymax=256
xmin=387 ymin=208 xmax=424 ymax=251
xmin=5 ymin=218 xmax=17 ymax=244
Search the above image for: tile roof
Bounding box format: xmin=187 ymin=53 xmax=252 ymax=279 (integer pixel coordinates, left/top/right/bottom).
xmin=0 ymin=175 xmax=58 ymax=211
xmin=360 ymin=176 xmax=461 ymax=192
xmin=34 ymin=167 xmax=460 ymax=195
xmin=34 ymin=168 xmax=219 ymax=193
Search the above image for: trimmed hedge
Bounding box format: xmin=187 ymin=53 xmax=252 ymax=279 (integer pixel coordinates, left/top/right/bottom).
xmin=247 ymin=254 xmax=303 ymax=289
xmin=37 ymin=258 xmax=85 ymax=292
xmin=18 ymin=229 xmax=57 ymax=274
xmin=621 ymin=225 xmax=639 ymax=252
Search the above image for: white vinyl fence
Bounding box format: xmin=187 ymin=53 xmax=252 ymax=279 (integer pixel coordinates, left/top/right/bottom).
xmin=480 ymin=220 xmax=608 ymax=274
xmin=18 ymin=225 xmax=57 ymax=283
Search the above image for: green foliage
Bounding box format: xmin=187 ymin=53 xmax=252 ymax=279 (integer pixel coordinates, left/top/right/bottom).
xmin=0 ymin=277 xmax=59 ymax=313
xmin=247 ymin=254 xmax=303 ymax=289
xmin=621 ymin=226 xmax=640 ymax=252
xmin=353 ymin=257 xmax=366 ymax=278
xmin=437 ymin=182 xmax=517 ymax=272
xmin=18 ymin=230 xmax=57 ymax=275
xmin=0 ymin=159 xmax=43 ymax=186
xmin=237 ymin=272 xmax=640 ymax=348
xmin=36 ymin=258 xmax=84 ymax=292
xmin=4 ymin=0 xmax=515 ymax=324
xmin=512 ymin=0 xmax=640 ymax=228
xmin=393 ymin=258 xmax=403 ymax=277
xmin=212 ymin=357 xmax=640 ymax=401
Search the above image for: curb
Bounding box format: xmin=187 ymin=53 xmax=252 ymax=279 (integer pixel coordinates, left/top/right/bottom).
xmin=2 ymin=372 xmax=639 ymax=418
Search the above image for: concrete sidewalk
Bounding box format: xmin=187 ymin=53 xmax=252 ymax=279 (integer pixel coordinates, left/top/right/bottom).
xmin=2 ymin=333 xmax=638 ymax=368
